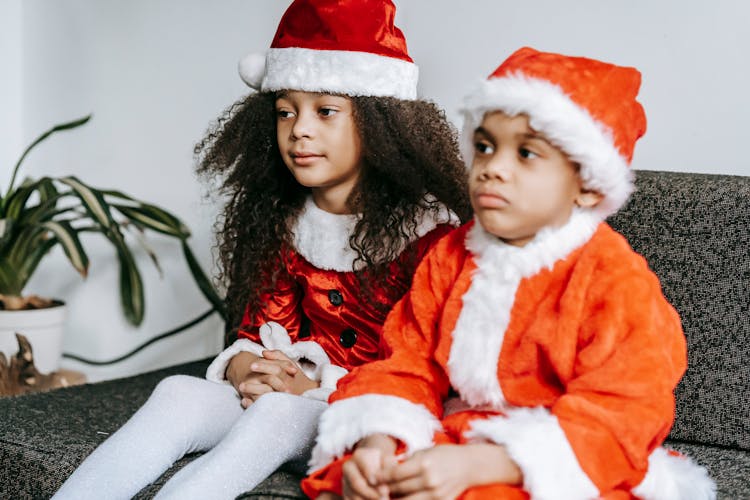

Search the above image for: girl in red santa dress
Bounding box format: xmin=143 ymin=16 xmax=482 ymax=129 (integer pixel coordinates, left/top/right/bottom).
xmin=303 ymin=47 xmax=716 ymax=500
xmin=52 ymin=2 xmax=470 ymax=499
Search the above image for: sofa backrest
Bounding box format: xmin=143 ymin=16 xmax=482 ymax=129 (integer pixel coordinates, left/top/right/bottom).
xmin=608 ymin=170 xmax=750 ymax=451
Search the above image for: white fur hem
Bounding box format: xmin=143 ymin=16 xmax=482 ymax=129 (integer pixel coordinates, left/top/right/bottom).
xmin=205 ymin=338 xmax=266 ymax=383
xmin=308 ymin=394 xmax=441 ymax=471
xmin=632 ymin=447 xmax=716 ymax=500
xmin=466 ymin=407 xmax=599 ymax=500
xmin=460 ymin=74 xmax=633 ymax=218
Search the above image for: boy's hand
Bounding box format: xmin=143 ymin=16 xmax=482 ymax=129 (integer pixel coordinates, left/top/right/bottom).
xmin=382 ymin=443 xmax=522 ymax=499
xmin=342 ymin=434 xmax=397 ymax=500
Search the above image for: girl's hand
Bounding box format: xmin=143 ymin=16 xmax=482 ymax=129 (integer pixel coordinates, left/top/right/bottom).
xmin=342 ymin=434 xmax=397 ymax=500
xmin=382 ymin=443 xmax=522 ymax=499
xmin=253 ymin=349 xmax=320 ymax=396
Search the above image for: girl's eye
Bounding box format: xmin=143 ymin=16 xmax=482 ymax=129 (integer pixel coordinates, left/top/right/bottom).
xmin=474 ymin=141 xmax=494 ymax=155
xmin=519 ymin=147 xmax=538 ymax=160
xmin=276 ymin=109 xmax=294 ymax=119
xmin=319 ymin=107 xmax=338 ymax=117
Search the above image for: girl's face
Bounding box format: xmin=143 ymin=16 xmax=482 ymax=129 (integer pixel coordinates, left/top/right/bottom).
xmin=275 ymin=91 xmax=362 ymax=214
xmin=469 ymin=111 xmax=601 ymax=247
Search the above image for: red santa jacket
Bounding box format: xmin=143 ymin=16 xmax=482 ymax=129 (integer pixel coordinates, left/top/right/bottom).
xmin=309 ymin=210 xmax=714 ymax=499
xmin=205 ymin=196 xmax=458 ymax=399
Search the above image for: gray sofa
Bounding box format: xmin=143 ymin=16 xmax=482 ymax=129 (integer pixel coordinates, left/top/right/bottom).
xmin=1 ymin=170 xmax=748 ymax=499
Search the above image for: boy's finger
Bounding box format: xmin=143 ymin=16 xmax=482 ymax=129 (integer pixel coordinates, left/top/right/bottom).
xmin=381 ymin=455 xmax=422 ymax=482
xmin=262 ymin=351 xmax=300 ymax=374
xmin=342 ymin=459 xmax=382 ymax=500
xmin=250 ymin=359 xmax=284 ymax=376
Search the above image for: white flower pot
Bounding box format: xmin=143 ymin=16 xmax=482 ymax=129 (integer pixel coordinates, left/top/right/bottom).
xmin=0 ymin=302 xmax=67 ymax=373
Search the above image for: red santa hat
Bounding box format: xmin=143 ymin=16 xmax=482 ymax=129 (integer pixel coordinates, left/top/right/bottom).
xmin=461 ymin=47 xmax=647 ymax=217
xmin=238 ymin=0 xmax=418 ymax=100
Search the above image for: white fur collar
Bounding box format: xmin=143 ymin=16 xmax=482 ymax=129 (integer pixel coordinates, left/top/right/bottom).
xmin=447 ymin=209 xmax=600 ymax=408
xmin=291 ymin=196 xmax=459 ymax=272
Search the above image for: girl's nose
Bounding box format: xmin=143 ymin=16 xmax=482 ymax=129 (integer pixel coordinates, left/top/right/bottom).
xmin=290 ymin=110 xmax=315 ymax=140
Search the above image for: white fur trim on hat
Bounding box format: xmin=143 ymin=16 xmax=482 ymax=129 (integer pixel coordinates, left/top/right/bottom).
xmin=460 ymin=73 xmax=633 ymax=218
xmin=632 ymin=447 xmax=716 ymax=500
xmin=308 ymin=394 xmax=441 ymax=471
xmin=466 ymin=406 xmax=600 ymax=500
xmin=244 ymin=47 xmax=418 ymax=99
xmin=291 ymin=195 xmax=459 ymax=272
xmin=448 ymin=209 xmax=600 ymax=407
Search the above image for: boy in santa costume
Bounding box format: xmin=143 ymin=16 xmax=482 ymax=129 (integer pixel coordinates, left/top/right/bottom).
xmin=301 ymin=47 xmax=716 ymax=500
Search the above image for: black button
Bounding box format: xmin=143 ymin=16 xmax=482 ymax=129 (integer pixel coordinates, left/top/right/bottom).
xmin=328 ymin=290 xmax=344 ymax=306
xmin=339 ymin=328 xmax=357 ymax=348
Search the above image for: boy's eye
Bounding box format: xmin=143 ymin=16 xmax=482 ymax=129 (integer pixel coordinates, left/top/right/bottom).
xmin=519 ymin=147 xmax=538 ymax=159
xmin=474 ymin=141 xmax=494 ymax=155
xmin=319 ymin=107 xmax=338 ymax=117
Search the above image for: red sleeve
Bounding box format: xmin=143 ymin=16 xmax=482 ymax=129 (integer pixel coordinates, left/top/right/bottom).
xmin=236 ymin=264 xmax=304 ymax=342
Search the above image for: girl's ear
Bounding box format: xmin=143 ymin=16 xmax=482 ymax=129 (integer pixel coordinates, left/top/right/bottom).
xmin=575 ymin=189 xmax=604 ymax=208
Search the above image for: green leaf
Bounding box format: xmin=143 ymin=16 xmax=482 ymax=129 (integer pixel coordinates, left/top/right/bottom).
xmin=116 ymin=246 xmax=145 ymax=326
xmin=112 ymin=203 xmax=189 ymax=238
xmin=5 ymin=115 xmax=91 ymax=202
xmin=40 ymin=220 xmax=89 ymax=277
xmin=181 ymin=241 xmax=226 ymax=320
xmin=59 ymin=176 xmax=112 ymax=230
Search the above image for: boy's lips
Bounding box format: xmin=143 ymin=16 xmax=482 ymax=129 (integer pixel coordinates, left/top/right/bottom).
xmin=474 ymin=190 xmax=510 ymax=209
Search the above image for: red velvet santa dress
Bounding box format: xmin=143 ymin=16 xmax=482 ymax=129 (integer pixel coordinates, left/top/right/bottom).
xmin=207 ymin=195 xmax=458 ymax=400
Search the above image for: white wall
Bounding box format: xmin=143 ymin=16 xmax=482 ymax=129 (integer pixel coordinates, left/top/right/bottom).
xmin=3 ymin=0 xmax=749 ymax=381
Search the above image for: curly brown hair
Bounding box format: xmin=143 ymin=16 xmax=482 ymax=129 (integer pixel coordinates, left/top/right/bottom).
xmin=196 ymin=91 xmax=471 ymax=329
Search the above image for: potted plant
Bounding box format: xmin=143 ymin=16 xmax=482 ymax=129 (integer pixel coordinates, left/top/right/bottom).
xmin=0 ymin=115 xmax=225 ymax=373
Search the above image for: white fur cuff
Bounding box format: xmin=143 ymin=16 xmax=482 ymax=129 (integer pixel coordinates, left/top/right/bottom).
xmin=466 ymin=407 xmax=599 ymax=500
xmin=205 ymin=338 xmax=266 ymax=384
xmin=308 ymin=394 xmax=441 ymax=471
xmin=632 ymin=447 xmax=716 ymax=500
xmin=301 ymin=364 xmax=349 ymax=402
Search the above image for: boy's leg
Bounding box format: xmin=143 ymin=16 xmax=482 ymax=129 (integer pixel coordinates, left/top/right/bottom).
xmin=52 ymin=375 xmax=243 ymax=500
xmin=154 ymin=391 xmax=327 ymax=500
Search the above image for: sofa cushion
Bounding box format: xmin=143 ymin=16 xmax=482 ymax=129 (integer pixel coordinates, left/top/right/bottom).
xmin=666 ymin=440 xmax=750 ymax=499
xmin=609 ymin=171 xmax=750 ymax=450
xmin=0 ymin=359 xmax=305 ymax=499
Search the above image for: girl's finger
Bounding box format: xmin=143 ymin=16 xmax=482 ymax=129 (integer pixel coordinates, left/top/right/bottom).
xmin=239 ymin=381 xmax=273 ymax=398
xmin=250 ymin=359 xmax=284 ymax=376
xmin=262 ymin=351 xmax=300 ymax=374
xmin=257 ymin=373 xmax=291 ymax=392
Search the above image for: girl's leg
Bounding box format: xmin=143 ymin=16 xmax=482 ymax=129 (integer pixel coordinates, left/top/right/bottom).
xmin=52 ymin=375 xmax=243 ymax=500
xmin=154 ymin=391 xmax=327 ymax=500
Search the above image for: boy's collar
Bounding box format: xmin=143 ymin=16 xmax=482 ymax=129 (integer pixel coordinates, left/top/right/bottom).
xmin=466 ymin=208 xmax=601 ymax=277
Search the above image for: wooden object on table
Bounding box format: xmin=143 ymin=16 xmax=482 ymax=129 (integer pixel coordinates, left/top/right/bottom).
xmin=0 ymin=333 xmax=86 ymax=397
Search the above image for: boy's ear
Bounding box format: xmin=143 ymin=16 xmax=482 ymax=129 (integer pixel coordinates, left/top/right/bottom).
xmin=575 ymin=189 xmax=604 ymax=208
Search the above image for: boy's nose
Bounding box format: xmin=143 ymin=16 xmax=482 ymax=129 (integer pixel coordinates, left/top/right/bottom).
xmin=481 ymin=155 xmax=513 ymax=182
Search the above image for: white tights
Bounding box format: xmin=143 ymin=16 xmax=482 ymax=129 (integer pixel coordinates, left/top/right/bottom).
xmin=52 ymin=374 xmax=327 ymax=500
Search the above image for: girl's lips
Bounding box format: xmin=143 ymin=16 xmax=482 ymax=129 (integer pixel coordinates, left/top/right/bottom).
xmin=474 ymin=192 xmax=509 ymax=209
xmin=291 ymin=153 xmax=323 ymax=166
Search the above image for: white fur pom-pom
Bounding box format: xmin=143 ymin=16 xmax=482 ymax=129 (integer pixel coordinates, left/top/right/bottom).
xmin=238 ymin=52 xmax=266 ymax=89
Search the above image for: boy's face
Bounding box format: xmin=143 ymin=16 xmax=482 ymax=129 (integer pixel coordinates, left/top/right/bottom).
xmin=276 ymin=91 xmax=361 ymax=212
xmin=469 ymin=112 xmax=601 ymax=247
